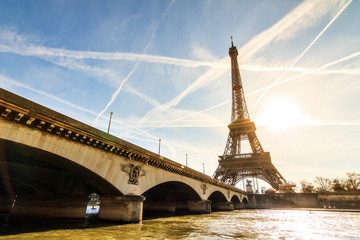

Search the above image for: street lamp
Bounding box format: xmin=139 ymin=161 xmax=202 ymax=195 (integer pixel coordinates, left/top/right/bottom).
xmin=158 ymin=139 xmax=161 ymax=155
xmin=107 ymin=112 xmax=113 ymax=134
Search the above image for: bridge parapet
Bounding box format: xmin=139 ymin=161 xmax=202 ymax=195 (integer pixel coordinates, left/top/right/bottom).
xmin=0 ymin=88 xmax=245 ymax=195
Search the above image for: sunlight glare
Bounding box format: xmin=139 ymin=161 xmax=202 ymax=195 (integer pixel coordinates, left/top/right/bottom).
xmin=256 ymin=97 xmax=309 ymax=131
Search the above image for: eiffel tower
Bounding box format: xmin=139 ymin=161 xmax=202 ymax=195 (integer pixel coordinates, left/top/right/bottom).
xmin=213 ymin=39 xmax=286 ymax=190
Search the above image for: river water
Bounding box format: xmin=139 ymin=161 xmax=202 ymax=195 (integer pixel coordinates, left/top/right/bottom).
xmin=1 ymin=209 xmax=360 ymax=239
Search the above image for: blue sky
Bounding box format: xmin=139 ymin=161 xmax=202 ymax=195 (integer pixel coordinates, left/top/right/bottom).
xmin=1 ymin=0 xmax=359 ymax=190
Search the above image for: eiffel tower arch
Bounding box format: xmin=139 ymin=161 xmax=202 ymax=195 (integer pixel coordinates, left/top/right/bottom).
xmin=213 ymin=39 xmax=286 ymax=190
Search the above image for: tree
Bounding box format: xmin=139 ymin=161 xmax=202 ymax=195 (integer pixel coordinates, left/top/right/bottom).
xmin=298 ymin=172 xmax=360 ymax=193
xmin=299 ymin=180 xmax=314 ymax=193
xmin=344 ymin=172 xmax=360 ymax=192
xmin=332 ymin=178 xmax=345 ymax=192
xmin=314 ymin=176 xmax=332 ymax=192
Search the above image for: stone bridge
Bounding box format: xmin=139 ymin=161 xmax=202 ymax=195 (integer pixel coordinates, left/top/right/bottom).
xmin=0 ymin=88 xmax=248 ymax=223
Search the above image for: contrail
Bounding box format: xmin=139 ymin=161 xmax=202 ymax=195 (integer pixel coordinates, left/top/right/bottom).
xmin=94 ymin=61 xmax=140 ymax=124
xmin=5 ymin=31 xmax=359 ymax=78
xmin=93 ymin=0 xmax=176 ymax=125
xmin=134 ymin=65 xmax=228 ymax=129
xmin=133 ymin=50 xmax=360 ymax=131
xmin=252 ymin=51 xmax=360 ymax=93
xmin=1 ymin=74 xmax=166 ymax=143
xmin=136 ymin=100 xmax=230 ymax=135
xmin=135 ymin=0 xmax=344 ymax=129
xmin=238 ymin=0 xmax=345 ymax=62
xmin=0 ymin=74 xmax=98 ymax=116
xmin=0 ymin=4 xmax=227 ymax=70
xmin=242 ymin=51 xmax=360 ymax=110
xmin=241 ymin=65 xmax=360 ymax=75
xmin=0 ymin=42 xmax=227 ymax=69
xmin=39 ymin=54 xmax=164 ymax=109
xmin=131 ymin=5 xmax=360 ymax=132
xmin=250 ymin=0 xmax=352 ymax=112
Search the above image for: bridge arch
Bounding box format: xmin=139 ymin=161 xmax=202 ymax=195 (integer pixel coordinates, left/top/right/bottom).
xmin=142 ymin=181 xmax=202 ymax=218
xmin=207 ymin=190 xmax=227 ymax=203
xmin=0 ymin=121 xmax=139 ymax=196
xmin=230 ymin=195 xmax=241 ymax=203
xmin=207 ymin=190 xmax=233 ymax=212
xmin=142 ymin=181 xmax=201 ymax=202
xmin=1 ymin=139 xmax=122 ymax=198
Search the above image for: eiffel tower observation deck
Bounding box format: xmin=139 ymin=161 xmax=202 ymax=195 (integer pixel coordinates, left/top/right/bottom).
xmin=213 ymin=39 xmax=286 ymax=190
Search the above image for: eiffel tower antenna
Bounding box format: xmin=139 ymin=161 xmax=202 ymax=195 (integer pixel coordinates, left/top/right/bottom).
xmin=213 ymin=39 xmax=286 ymax=190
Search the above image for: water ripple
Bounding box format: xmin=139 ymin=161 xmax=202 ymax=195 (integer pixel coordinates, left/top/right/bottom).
xmin=1 ymin=210 xmax=360 ymax=239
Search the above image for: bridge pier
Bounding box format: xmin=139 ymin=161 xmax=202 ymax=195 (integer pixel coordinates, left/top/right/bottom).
xmin=211 ymin=201 xmax=234 ymax=212
xmin=234 ymin=202 xmax=244 ymax=210
xmin=186 ymin=200 xmax=212 ymax=214
xmin=98 ymin=195 xmax=145 ymax=223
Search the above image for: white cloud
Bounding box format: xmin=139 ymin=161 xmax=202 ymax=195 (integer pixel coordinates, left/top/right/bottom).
xmin=94 ymin=61 xmax=140 ymax=124
xmin=0 ymin=74 xmax=98 ymax=116
xmin=190 ymin=45 xmax=218 ymax=61
xmin=134 ymin=0 xmax=350 ymax=132
xmin=0 ymin=30 xmax=227 ymax=69
xmin=250 ymin=0 xmax=352 ymax=111
xmin=238 ymin=0 xmax=351 ymax=62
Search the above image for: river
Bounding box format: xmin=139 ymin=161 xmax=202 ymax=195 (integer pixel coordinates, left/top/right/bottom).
xmin=1 ymin=209 xmax=360 ymax=239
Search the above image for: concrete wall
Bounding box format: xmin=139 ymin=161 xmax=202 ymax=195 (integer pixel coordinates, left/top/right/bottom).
xmin=98 ymin=195 xmax=145 ymax=223
xmin=249 ymin=193 xmax=360 ymax=209
xmin=318 ymin=193 xmax=360 ymax=209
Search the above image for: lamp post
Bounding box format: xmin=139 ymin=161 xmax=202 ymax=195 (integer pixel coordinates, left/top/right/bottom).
xmin=107 ymin=112 xmax=113 ymax=134
xmin=158 ymin=139 xmax=161 ymax=155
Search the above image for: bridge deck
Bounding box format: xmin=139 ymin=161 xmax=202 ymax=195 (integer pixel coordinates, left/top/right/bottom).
xmin=0 ymin=88 xmax=245 ymax=194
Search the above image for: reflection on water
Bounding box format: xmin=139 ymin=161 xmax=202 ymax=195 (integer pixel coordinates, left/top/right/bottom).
xmin=1 ymin=210 xmax=360 ymax=239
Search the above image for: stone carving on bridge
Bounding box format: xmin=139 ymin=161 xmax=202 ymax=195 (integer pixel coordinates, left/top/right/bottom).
xmin=201 ymin=183 xmax=207 ymax=195
xmin=122 ymin=164 xmax=146 ymax=185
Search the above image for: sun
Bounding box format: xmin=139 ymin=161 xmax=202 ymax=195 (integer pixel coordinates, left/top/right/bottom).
xmin=256 ymin=97 xmax=308 ymax=131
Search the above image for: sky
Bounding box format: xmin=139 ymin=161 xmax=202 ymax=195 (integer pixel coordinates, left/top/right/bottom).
xmin=1 ymin=0 xmax=360 ymax=190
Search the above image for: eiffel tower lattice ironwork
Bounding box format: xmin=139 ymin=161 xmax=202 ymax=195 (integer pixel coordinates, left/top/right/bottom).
xmin=213 ymin=39 xmax=286 ymax=190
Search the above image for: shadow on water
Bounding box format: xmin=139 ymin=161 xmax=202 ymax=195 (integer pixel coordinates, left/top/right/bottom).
xmin=0 ymin=213 xmax=119 ymax=236
xmin=0 ymin=193 xmax=114 ymax=236
xmin=143 ymin=209 xmax=195 ymax=221
xmin=1 ymin=208 xmax=195 ymax=236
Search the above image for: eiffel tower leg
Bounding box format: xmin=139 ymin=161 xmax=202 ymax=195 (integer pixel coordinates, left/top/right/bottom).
xmin=248 ymin=132 xmax=263 ymax=154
